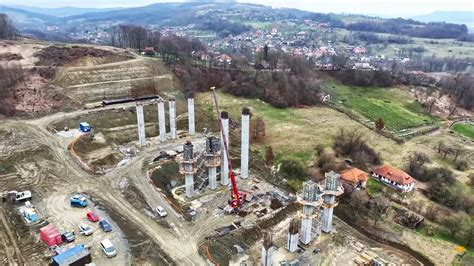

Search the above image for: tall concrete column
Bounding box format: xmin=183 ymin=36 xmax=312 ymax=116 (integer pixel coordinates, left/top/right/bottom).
xmin=240 ymin=107 xmax=250 ymax=179
xmin=261 ymin=232 xmax=274 ymax=266
xmin=187 ymin=97 xmax=195 ymax=135
xmin=287 ymin=219 xmax=299 ymax=252
xmin=206 ymin=137 xmax=221 ymax=190
xmin=300 ymin=180 xmax=318 ymax=245
xmin=322 ymin=171 xmax=341 ymax=233
xmin=136 ymin=103 xmax=146 ymax=146
xmin=169 ymin=98 xmax=177 ymax=139
xmin=180 ymin=141 xmax=196 ymax=198
xmin=300 ymin=205 xmax=313 ymax=245
xmin=220 ymin=111 xmax=229 ymax=186
xmin=157 ymin=99 xmax=166 ymax=142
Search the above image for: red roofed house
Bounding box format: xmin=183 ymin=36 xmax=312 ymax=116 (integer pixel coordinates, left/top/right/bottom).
xmin=371 ymin=165 xmax=416 ymax=192
xmin=340 ymin=167 xmax=369 ymax=188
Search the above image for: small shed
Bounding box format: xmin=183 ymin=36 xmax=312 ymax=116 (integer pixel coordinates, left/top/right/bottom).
xmin=52 ymin=244 xmax=92 ymax=266
xmin=79 ymin=122 xmax=91 ymax=132
xmin=40 ymin=224 xmax=62 ymax=246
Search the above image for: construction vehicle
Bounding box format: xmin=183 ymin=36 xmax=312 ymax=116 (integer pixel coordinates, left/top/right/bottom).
xmin=8 ymin=190 xmax=32 ymax=202
xmin=210 ymin=87 xmax=246 ymax=209
xmin=70 ymin=195 xmax=88 ymax=208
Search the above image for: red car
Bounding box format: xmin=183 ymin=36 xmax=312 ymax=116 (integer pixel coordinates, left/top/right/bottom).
xmin=86 ymin=212 xmax=100 ymax=222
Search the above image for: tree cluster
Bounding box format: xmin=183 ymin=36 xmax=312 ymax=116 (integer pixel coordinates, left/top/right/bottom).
xmin=0 ymin=63 xmax=24 ymax=115
xmin=0 ymin=14 xmax=17 ymax=40
xmin=329 ymin=70 xmax=396 ymax=87
xmin=404 ymin=56 xmax=473 ymax=73
xmin=404 ymin=152 xmax=473 ymax=215
xmin=174 ymin=63 xmax=323 ymax=108
xmin=440 ymin=74 xmax=474 ymax=111
xmin=346 ymin=32 xmax=412 ymax=45
xmin=199 ymin=19 xmax=250 ymax=38
xmin=345 ymin=18 xmax=468 ymax=39
xmin=333 ymin=129 xmax=381 ymax=170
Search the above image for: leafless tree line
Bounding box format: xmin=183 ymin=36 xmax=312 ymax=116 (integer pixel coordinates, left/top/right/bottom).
xmin=109 ymin=25 xmax=160 ymax=52
xmin=0 ymin=63 xmax=24 ymax=115
xmin=0 ymin=14 xmax=18 ymax=40
xmin=440 ymin=73 xmax=474 ymax=114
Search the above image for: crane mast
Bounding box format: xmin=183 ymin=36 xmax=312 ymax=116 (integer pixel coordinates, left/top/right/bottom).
xmin=210 ymin=87 xmax=246 ymax=208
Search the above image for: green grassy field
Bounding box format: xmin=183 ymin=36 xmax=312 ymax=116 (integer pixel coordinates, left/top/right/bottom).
xmin=452 ymin=123 xmax=474 ymax=140
xmin=325 ymin=79 xmax=434 ymax=130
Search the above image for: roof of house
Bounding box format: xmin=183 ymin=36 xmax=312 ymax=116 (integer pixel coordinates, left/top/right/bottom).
xmin=340 ymin=168 xmax=369 ymax=184
xmin=372 ymin=165 xmax=416 ymax=185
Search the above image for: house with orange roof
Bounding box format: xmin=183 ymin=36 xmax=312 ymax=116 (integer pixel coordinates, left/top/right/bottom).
xmin=371 ymin=165 xmax=416 ymax=192
xmin=340 ymin=168 xmax=369 ymax=188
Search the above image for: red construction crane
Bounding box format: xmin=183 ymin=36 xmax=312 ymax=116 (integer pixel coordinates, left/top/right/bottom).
xmin=210 ymin=87 xmax=246 ymax=209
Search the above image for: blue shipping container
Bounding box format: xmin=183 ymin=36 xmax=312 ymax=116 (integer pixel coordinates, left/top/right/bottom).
xmin=52 ymin=244 xmax=92 ymax=266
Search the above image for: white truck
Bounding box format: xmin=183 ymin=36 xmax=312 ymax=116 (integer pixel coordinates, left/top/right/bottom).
xmin=8 ymin=191 xmax=32 ymax=202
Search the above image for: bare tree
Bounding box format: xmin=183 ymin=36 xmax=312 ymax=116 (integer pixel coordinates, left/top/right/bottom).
xmin=0 ymin=14 xmax=18 ymax=40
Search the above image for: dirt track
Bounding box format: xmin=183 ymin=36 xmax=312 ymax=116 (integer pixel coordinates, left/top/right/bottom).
xmin=0 ymin=107 xmax=213 ymax=264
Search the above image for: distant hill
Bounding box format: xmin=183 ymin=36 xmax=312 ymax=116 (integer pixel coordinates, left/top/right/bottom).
xmin=4 ymin=5 xmax=122 ymax=17
xmin=0 ymin=5 xmax=62 ymax=29
xmin=411 ymin=11 xmax=473 ymax=26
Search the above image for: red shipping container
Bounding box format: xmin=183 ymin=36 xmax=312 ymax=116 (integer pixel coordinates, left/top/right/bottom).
xmin=40 ymin=224 xmax=63 ymax=246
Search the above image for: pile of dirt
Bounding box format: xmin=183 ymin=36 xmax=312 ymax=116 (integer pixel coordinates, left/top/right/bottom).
xmin=34 ymin=46 xmax=117 ymax=67
xmin=0 ymin=52 xmax=23 ymax=61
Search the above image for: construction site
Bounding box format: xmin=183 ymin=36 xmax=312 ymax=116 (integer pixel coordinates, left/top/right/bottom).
xmin=0 ymin=40 xmax=429 ymax=265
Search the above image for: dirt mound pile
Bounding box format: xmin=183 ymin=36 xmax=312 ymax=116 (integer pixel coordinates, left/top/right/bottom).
xmin=34 ymin=46 xmax=117 ymax=66
xmin=0 ymin=52 xmax=23 ymax=61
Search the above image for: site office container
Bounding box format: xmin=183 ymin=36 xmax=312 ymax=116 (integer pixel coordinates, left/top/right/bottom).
xmin=40 ymin=224 xmax=63 ymax=246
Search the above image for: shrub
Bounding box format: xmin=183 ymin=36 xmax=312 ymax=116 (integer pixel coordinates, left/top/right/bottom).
xmin=280 ymin=157 xmax=307 ymax=180
xmin=455 ymin=160 xmax=469 ymax=171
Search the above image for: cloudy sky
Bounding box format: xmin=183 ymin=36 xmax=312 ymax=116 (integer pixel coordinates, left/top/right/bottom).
xmin=2 ymin=0 xmax=473 ymax=17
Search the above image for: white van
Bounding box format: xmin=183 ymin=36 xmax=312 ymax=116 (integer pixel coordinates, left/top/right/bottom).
xmin=100 ymin=238 xmax=117 ymax=258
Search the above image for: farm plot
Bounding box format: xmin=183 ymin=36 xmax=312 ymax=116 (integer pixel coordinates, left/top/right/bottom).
xmin=325 ymin=79 xmax=435 ymax=130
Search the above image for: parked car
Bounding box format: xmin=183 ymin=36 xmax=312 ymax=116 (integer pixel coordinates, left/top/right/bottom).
xmin=86 ymin=212 xmax=100 ymax=222
xmin=99 ymin=219 xmax=112 ymax=232
xmin=78 ymin=224 xmax=93 ymax=236
xmin=155 ymin=206 xmax=167 ymax=217
xmin=61 ymin=231 xmax=75 ymax=243
xmin=100 ymin=238 xmax=117 ymax=258
xmin=70 ymin=195 xmax=87 ymax=208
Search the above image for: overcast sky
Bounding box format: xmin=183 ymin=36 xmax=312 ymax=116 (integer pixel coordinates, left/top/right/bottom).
xmin=2 ymin=0 xmax=473 ymax=17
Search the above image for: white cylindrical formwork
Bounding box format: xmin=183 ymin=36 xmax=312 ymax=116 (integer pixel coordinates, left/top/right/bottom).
xmin=185 ymin=174 xmax=194 ymax=198
xmin=322 ymin=195 xmax=335 ymax=233
xmin=169 ymin=99 xmax=177 ymax=139
xmin=287 ymin=233 xmax=299 ymax=252
xmin=220 ymin=112 xmax=230 ymax=186
xmin=261 ymin=246 xmax=274 ymax=266
xmin=158 ymin=100 xmax=166 ymax=142
xmin=208 ymin=167 xmax=217 ymax=190
xmin=300 ymin=217 xmax=312 ymax=245
xmin=187 ymin=98 xmax=195 ymax=135
xmin=136 ymin=104 xmax=146 ymax=146
xmin=240 ymin=107 xmax=250 ymax=179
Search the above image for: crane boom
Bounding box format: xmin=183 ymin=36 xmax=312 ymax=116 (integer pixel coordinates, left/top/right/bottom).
xmin=210 ymin=87 xmax=245 ymax=208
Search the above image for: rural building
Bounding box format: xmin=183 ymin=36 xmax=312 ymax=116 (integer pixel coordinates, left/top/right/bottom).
xmin=40 ymin=224 xmax=62 ymax=246
xmin=340 ymin=168 xmax=369 ymax=188
xmin=144 ymin=47 xmax=155 ymax=56
xmin=371 ymin=165 xmax=416 ymax=192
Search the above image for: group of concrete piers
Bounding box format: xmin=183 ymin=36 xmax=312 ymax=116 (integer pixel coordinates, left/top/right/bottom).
xmin=262 ymin=172 xmax=344 ymax=266
xmin=178 ymin=108 xmax=250 ymax=198
xmin=136 ymin=95 xmax=250 ymax=198
xmin=135 ymin=97 xmax=188 ymax=146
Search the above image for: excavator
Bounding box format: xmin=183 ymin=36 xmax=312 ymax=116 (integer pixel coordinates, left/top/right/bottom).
xmin=210 ymin=87 xmax=246 ymax=209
